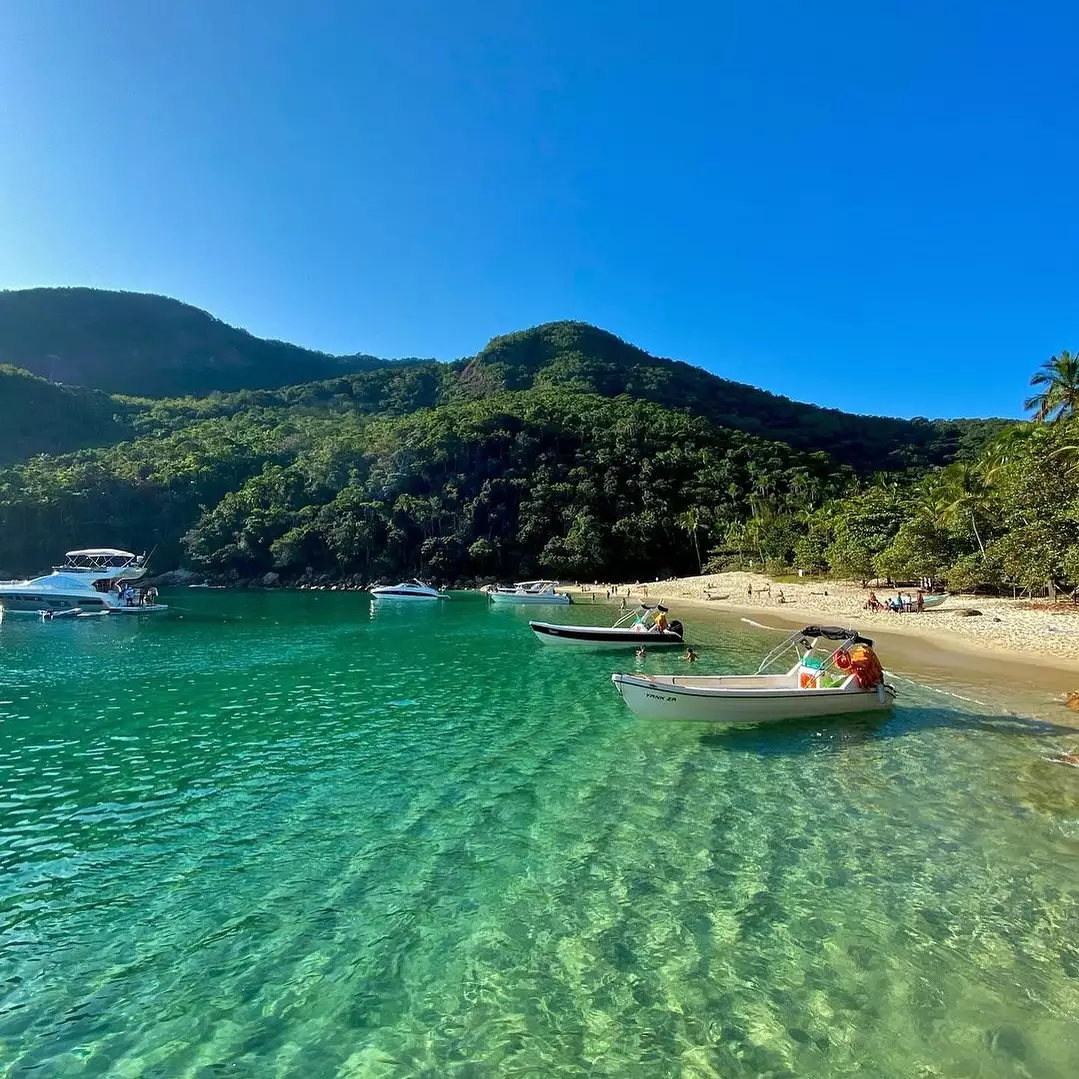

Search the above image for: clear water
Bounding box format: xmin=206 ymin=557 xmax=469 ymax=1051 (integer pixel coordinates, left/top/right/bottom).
xmin=1 ymin=592 xmax=1078 ymax=1078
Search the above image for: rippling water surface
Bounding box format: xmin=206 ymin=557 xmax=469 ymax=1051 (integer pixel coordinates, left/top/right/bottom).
xmin=1 ymin=591 xmax=1078 ymax=1078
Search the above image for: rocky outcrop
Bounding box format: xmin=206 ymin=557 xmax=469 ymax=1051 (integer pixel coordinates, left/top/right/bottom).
xmin=142 ymin=567 xmax=201 ymax=588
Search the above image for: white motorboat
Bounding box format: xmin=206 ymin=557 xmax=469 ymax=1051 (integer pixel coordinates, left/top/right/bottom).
xmin=368 ymin=579 xmax=444 ymax=601
xmin=612 ymin=625 xmax=896 ymax=724
xmin=0 ymin=549 xmax=169 ymax=615
xmin=530 ymin=604 xmax=685 ymax=648
xmin=488 ymin=580 xmax=572 ymax=605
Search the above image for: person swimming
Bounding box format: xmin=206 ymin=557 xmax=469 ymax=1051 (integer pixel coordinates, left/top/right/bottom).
xmin=682 ymin=647 xmax=698 ymax=662
xmin=636 ymin=646 xmax=647 ymax=659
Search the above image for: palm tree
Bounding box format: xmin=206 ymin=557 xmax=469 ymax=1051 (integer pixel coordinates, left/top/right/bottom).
xmin=678 ymin=508 xmax=703 ymax=574
xmin=1025 ymin=350 xmax=1079 ymax=422
xmin=938 ymin=462 xmax=989 ymax=556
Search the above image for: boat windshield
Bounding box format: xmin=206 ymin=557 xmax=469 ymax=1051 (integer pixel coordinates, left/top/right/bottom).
xmin=754 ymin=627 xmax=867 ymax=675
xmin=612 ymin=604 xmax=671 ymax=631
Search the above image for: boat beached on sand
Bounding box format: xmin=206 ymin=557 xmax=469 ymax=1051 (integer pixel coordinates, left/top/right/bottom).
xmin=612 ymin=625 xmax=896 ymax=724
xmin=488 ymin=580 xmax=572 ymax=605
xmin=530 ymin=604 xmax=685 ymax=648
xmin=368 ymin=579 xmax=444 ymax=601
xmin=0 ymin=549 xmax=168 ymax=616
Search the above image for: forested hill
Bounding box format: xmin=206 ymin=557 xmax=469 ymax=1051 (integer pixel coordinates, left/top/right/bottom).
xmin=0 ymin=366 xmax=137 ymax=464
xmin=453 ymin=323 xmax=1005 ymax=471
xmin=0 ymin=287 xmax=1038 ymax=593
xmin=0 ymin=289 xmax=1006 ymax=472
xmin=0 ymin=287 xmax=388 ymax=397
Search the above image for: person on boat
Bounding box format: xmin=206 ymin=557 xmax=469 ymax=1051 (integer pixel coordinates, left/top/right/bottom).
xmin=682 ymin=647 xmax=698 ymax=662
xmin=654 ymin=610 xmax=669 ymax=632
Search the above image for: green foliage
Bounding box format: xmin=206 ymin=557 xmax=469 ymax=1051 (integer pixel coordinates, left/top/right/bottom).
xmin=1024 ymin=349 xmax=1079 ymax=422
xmin=0 ymin=366 xmax=137 ymax=463
xmin=0 ymin=305 xmax=1065 ymax=599
xmin=0 ymin=287 xmax=390 ymax=397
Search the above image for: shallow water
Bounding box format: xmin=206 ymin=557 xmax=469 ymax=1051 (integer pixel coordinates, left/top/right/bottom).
xmin=1 ymin=592 xmax=1078 ymax=1078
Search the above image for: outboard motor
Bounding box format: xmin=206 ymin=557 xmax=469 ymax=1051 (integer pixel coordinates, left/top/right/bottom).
xmin=668 ymin=620 xmax=684 ymax=640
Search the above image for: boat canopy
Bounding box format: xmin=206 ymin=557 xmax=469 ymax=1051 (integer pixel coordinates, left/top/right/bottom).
xmin=800 ymin=625 xmax=874 ymax=647
xmin=65 ymin=548 xmax=137 ymax=560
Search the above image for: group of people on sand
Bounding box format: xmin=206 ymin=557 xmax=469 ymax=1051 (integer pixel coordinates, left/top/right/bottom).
xmin=865 ymin=589 xmax=925 ymax=613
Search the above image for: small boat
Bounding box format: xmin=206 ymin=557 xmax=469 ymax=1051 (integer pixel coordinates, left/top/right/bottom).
xmin=488 ymin=580 xmax=572 ymax=605
xmin=922 ymin=593 xmax=949 ymax=609
xmin=40 ymin=607 xmax=81 ymax=620
xmin=368 ymin=579 xmax=444 ymax=600
xmin=530 ymin=604 xmax=685 ymax=648
xmin=611 ymin=625 xmax=896 ymax=724
xmin=0 ymin=549 xmax=168 ymax=615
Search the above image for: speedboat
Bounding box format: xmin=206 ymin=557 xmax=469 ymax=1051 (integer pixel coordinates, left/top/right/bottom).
xmin=0 ymin=549 xmax=169 ymax=615
xmin=368 ymin=579 xmax=444 ymax=600
xmin=530 ymin=604 xmax=685 ymax=648
xmin=488 ymin=580 xmax=572 ymax=605
xmin=612 ymin=625 xmax=896 ymax=724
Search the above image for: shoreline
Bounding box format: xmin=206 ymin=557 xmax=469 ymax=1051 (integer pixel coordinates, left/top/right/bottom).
xmin=565 ymin=572 xmax=1079 ymax=692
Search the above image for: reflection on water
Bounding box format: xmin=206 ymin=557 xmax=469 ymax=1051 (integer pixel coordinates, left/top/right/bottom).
xmin=0 ymin=592 xmax=1077 ymax=1078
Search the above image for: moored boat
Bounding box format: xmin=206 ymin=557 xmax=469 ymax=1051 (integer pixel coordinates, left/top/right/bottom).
xmin=530 ymin=604 xmax=685 ymax=648
xmin=921 ymin=593 xmax=949 ymax=608
xmin=612 ymin=625 xmax=895 ymax=724
xmin=488 ymin=580 xmax=572 ymax=605
xmin=368 ymin=579 xmax=444 ymax=600
xmin=0 ymin=549 xmax=168 ymax=615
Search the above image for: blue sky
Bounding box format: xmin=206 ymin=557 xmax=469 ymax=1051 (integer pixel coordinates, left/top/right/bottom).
xmin=1 ymin=1 xmax=1075 ymax=418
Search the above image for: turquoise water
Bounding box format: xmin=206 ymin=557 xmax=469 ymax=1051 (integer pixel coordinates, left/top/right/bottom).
xmin=1 ymin=591 xmax=1078 ymax=1078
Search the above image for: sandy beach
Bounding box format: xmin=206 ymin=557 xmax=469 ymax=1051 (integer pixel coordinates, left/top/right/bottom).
xmin=569 ymin=572 xmax=1079 ymax=676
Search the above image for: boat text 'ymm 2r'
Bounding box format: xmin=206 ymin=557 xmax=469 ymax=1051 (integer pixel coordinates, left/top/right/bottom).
xmin=0 ymin=549 xmax=168 ymax=616
xmin=612 ymin=625 xmax=896 ymax=724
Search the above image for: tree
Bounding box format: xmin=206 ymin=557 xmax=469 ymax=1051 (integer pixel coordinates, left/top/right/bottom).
xmin=1024 ymin=349 xmax=1079 ymax=422
xmin=677 ymin=508 xmax=703 ymax=574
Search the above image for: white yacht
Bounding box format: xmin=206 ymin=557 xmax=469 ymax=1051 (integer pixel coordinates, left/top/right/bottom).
xmin=368 ymin=579 xmax=444 ymax=601
xmin=0 ymin=549 xmax=168 ymax=615
xmin=488 ymin=580 xmax=572 ymax=605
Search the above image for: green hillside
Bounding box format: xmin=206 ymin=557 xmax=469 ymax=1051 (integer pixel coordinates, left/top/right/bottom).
xmin=1 ymin=287 xmax=1056 ymax=597
xmin=0 ymin=287 xmax=386 ymax=397
xmin=0 ymin=366 xmax=136 ymax=464
xmin=0 ymin=290 xmax=1009 ymax=473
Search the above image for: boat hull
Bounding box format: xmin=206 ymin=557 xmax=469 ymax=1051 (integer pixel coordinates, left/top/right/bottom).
xmin=921 ymin=594 xmax=948 ymax=608
xmin=612 ymin=673 xmax=895 ymax=724
xmin=370 ymin=592 xmax=441 ymax=601
xmin=489 ymin=592 xmax=572 ymax=605
xmin=530 ymin=621 xmax=685 ymax=648
xmin=0 ymin=592 xmax=110 ymax=614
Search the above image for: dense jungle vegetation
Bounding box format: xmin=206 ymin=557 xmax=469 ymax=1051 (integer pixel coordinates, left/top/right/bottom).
xmin=1 ymin=288 xmax=1070 ymax=597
